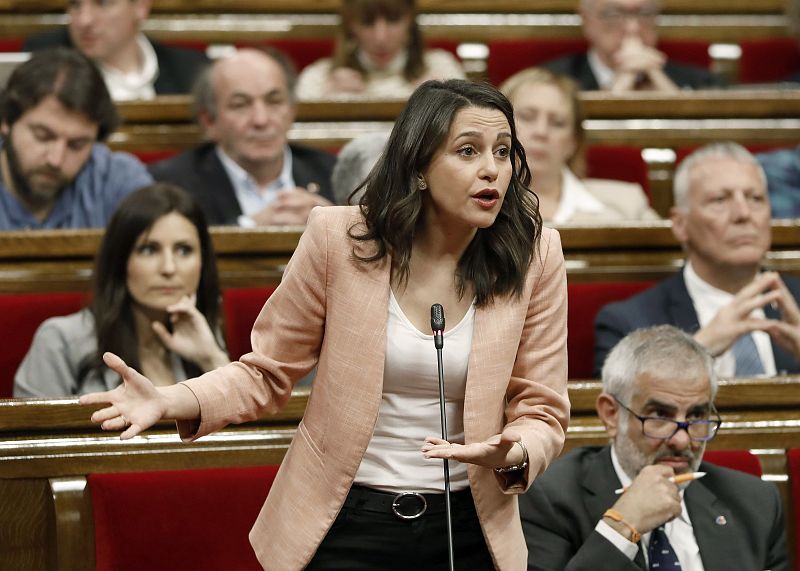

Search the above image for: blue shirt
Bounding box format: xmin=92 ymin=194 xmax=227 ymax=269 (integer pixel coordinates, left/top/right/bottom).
xmin=757 ymin=146 xmax=800 ymax=219
xmin=0 ymin=142 xmax=153 ymax=230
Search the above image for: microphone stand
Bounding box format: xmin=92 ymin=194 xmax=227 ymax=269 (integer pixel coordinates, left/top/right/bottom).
xmin=431 ymin=304 xmax=455 ymax=571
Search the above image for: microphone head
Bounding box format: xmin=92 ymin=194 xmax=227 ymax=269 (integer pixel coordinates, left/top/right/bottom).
xmin=430 ymin=303 xmax=445 ymax=333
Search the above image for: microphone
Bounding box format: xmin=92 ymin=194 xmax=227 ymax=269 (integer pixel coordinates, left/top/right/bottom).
xmin=430 ymin=303 xmax=454 ymax=571
xmin=431 ymin=303 xmax=445 ymax=350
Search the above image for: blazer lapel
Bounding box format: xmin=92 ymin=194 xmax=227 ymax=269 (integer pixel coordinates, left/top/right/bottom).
xmin=685 ymin=481 xmax=741 ymax=571
xmin=765 ymin=302 xmax=796 ymax=373
xmin=665 ymin=271 xmax=701 ymax=333
xmin=201 ymin=148 xmax=244 ymax=225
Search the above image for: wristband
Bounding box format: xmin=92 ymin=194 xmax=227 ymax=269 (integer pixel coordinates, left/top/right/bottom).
xmin=603 ymin=509 xmax=641 ymax=543
xmin=494 ymin=440 xmax=529 ymax=474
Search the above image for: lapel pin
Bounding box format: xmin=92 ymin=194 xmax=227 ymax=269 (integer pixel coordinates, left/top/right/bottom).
xmin=715 ymin=515 xmax=727 ymax=526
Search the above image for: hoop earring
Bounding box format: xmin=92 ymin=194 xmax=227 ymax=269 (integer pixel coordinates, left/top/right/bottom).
xmin=417 ymin=175 xmax=427 ymax=190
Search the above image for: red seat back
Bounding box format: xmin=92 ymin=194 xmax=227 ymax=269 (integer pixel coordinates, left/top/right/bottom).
xmin=787 ymin=448 xmax=800 ymax=562
xmin=487 ymin=38 xmax=711 ymax=87
xmin=703 ymin=449 xmax=763 ymax=477
xmin=237 ymin=39 xmax=335 ymax=71
xmin=0 ymin=292 xmax=87 ymax=398
xmin=739 ymin=38 xmax=800 ymax=84
xmin=586 ymin=145 xmax=651 ymax=200
xmin=90 ymin=465 xmax=279 ymax=571
xmin=222 ymin=287 xmax=278 ymax=359
xmin=131 ymin=149 xmax=179 ymax=165
xmin=567 ymin=281 xmax=653 ymax=379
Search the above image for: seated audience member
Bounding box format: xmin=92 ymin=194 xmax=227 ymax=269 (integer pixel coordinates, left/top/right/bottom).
xmin=150 ymin=48 xmax=335 ymax=226
xmin=544 ymin=0 xmax=725 ymax=92
xmin=296 ymin=0 xmax=465 ymax=99
xmin=500 ymin=68 xmax=658 ymax=223
xmin=594 ymin=143 xmax=800 ymax=377
xmin=757 ymin=146 xmax=800 ymax=218
xmin=23 ymin=0 xmax=209 ymax=101
xmin=0 ymin=48 xmax=152 ymax=231
xmin=331 ymin=131 xmax=390 ymax=205
xmin=520 ymin=325 xmax=788 ymax=571
xmin=14 ymin=183 xmax=228 ymax=397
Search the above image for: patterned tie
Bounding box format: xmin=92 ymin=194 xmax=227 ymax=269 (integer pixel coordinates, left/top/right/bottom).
xmin=732 ymin=333 xmax=765 ymax=376
xmin=648 ymin=526 xmax=682 ymax=570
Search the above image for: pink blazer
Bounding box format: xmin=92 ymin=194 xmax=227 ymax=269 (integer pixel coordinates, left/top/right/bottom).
xmin=180 ymin=206 xmax=570 ymax=570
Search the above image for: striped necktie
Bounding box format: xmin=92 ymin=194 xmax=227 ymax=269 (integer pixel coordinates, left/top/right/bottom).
xmin=732 ymin=333 xmax=765 ymax=376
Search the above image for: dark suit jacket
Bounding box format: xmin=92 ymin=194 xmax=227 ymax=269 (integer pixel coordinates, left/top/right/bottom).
xmin=593 ymin=270 xmax=800 ymax=377
xmin=520 ymin=446 xmax=788 ymax=571
xmin=148 ymin=142 xmax=336 ymax=225
xmin=23 ymin=28 xmax=209 ymax=95
xmin=543 ymin=52 xmax=726 ymax=90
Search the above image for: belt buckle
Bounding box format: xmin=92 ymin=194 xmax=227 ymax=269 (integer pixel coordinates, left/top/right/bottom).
xmin=392 ymin=491 xmax=427 ymax=520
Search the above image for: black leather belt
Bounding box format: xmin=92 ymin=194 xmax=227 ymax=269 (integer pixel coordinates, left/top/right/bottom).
xmin=344 ymin=485 xmax=472 ymax=520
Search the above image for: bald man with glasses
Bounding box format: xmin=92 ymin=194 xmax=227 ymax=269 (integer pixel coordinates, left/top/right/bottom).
xmin=544 ymin=0 xmax=725 ymax=92
xmin=520 ymin=325 xmax=787 ymax=571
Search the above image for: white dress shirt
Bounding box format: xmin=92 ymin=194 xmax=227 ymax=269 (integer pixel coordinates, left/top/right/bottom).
xmin=215 ymin=146 xmax=295 ymax=227
xmin=550 ymin=167 xmax=608 ymax=223
xmin=594 ymin=446 xmax=705 ymax=570
xmin=683 ymin=262 xmax=776 ymax=377
xmin=99 ymin=34 xmax=158 ymax=101
xmin=587 ymin=49 xmax=616 ymax=89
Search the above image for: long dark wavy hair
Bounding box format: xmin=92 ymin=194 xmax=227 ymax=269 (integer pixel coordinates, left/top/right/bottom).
xmin=333 ymin=0 xmax=426 ymax=82
xmin=79 ymin=183 xmax=220 ymax=387
xmin=349 ymin=79 xmax=542 ymax=307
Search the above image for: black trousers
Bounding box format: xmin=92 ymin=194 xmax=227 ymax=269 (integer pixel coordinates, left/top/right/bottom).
xmin=306 ymin=485 xmax=496 ymax=570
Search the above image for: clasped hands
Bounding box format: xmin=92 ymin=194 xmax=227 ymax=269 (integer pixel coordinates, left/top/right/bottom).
xmin=609 ymin=36 xmax=678 ymax=93
xmin=251 ymin=185 xmax=332 ymax=226
xmin=694 ymin=271 xmax=800 ymax=362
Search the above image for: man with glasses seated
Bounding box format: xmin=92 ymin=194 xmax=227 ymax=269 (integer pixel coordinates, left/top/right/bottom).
xmin=543 ymin=0 xmax=725 ymax=92
xmin=520 ymin=325 xmax=788 ymax=571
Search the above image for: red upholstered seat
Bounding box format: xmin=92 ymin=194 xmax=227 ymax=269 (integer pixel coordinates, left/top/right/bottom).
xmin=567 ymin=281 xmax=653 ymax=379
xmin=222 ymin=287 xmax=278 ymax=360
xmin=486 ymin=38 xmax=711 ymax=87
xmin=786 ymin=448 xmax=800 ymax=562
xmin=90 ymin=465 xmax=279 ymax=571
xmin=238 ymin=38 xmax=335 ymax=71
xmin=130 ymin=149 xmax=179 ymax=165
xmin=586 ymin=145 xmax=651 ymax=200
xmin=739 ymin=38 xmax=800 ymax=84
xmin=703 ymin=449 xmax=763 ymax=477
xmin=0 ymin=292 xmax=87 ymax=398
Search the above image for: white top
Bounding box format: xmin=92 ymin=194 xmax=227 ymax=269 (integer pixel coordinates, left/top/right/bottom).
xmin=215 ymin=146 xmax=295 ymax=227
xmin=353 ymin=290 xmax=474 ymax=492
xmin=100 ymin=34 xmax=158 ymax=101
xmin=594 ymin=445 xmax=705 ymax=570
xmin=683 ymin=261 xmax=776 ymax=377
xmin=296 ymin=49 xmax=465 ymax=100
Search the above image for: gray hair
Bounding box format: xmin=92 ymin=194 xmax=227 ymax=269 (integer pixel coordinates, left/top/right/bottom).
xmin=601 ymin=325 xmax=718 ymax=409
xmin=672 ymin=142 xmax=767 ymax=210
xmin=191 ymin=46 xmax=298 ymax=122
xmin=331 ymin=131 xmax=390 ymax=205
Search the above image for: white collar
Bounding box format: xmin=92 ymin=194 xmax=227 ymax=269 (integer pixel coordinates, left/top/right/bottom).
xmin=587 ymin=48 xmax=616 ymax=89
xmin=215 ymin=145 xmax=294 ymax=194
xmin=99 ymin=33 xmax=158 ymax=101
xmin=550 ymin=167 xmax=606 ymax=223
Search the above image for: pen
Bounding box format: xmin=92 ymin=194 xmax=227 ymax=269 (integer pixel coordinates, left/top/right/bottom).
xmin=614 ymin=471 xmax=706 ymax=494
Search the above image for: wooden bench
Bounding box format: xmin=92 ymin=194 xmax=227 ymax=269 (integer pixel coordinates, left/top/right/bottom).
xmin=2 ymin=376 xmax=799 ymax=570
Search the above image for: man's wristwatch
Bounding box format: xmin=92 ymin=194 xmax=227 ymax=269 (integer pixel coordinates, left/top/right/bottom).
xmin=494 ymin=440 xmax=529 ymax=473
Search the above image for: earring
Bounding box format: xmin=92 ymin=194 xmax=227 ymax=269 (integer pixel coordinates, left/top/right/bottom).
xmin=417 ymin=175 xmax=427 ymax=190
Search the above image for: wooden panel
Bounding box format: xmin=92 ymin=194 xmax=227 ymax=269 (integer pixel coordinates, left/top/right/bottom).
xmin=3 ymin=0 xmax=787 ymax=14
xmin=49 ymin=477 xmax=94 ymax=571
xmin=0 ymin=13 xmax=786 ymax=43
xmin=0 ymin=479 xmax=50 ymax=571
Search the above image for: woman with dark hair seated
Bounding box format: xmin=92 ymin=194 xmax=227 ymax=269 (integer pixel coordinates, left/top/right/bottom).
xmin=14 ymin=183 xmax=228 ymax=397
xmin=296 ymin=0 xmax=464 ymax=99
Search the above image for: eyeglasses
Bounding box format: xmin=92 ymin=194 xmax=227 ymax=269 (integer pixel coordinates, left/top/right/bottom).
xmin=594 ymin=5 xmax=660 ymax=26
xmin=612 ymin=396 xmax=722 ymax=442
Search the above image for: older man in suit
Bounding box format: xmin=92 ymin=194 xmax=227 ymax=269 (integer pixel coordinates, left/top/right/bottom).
xmin=521 ymin=325 xmax=788 ymax=571
xmin=545 ymin=0 xmax=725 ymax=92
xmin=594 ymin=142 xmax=800 ymax=377
xmin=150 ymin=47 xmax=335 ymax=227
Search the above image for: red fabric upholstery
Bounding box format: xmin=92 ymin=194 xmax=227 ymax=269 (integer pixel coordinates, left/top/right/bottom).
xmin=0 ymin=38 xmax=24 ymax=52
xmin=739 ymin=38 xmax=800 ymax=84
xmin=0 ymin=292 xmax=87 ymax=398
xmin=586 ymin=145 xmax=651 ymax=200
xmin=787 ymin=448 xmax=800 ymax=565
xmin=130 ymin=149 xmax=179 ymax=165
xmin=486 ymin=38 xmax=710 ymax=87
xmin=703 ymin=449 xmax=762 ymax=477
xmin=222 ymin=287 xmax=278 ymax=359
xmin=90 ymin=465 xmax=279 ymax=571
xmin=237 ymin=38 xmax=335 ymax=71
xmin=567 ymin=281 xmax=653 ymax=379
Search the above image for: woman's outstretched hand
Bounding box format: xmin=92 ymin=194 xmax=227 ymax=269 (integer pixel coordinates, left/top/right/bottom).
xmin=421 ymin=428 xmax=525 ymax=469
xmin=79 ymin=352 xmax=168 ymax=440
